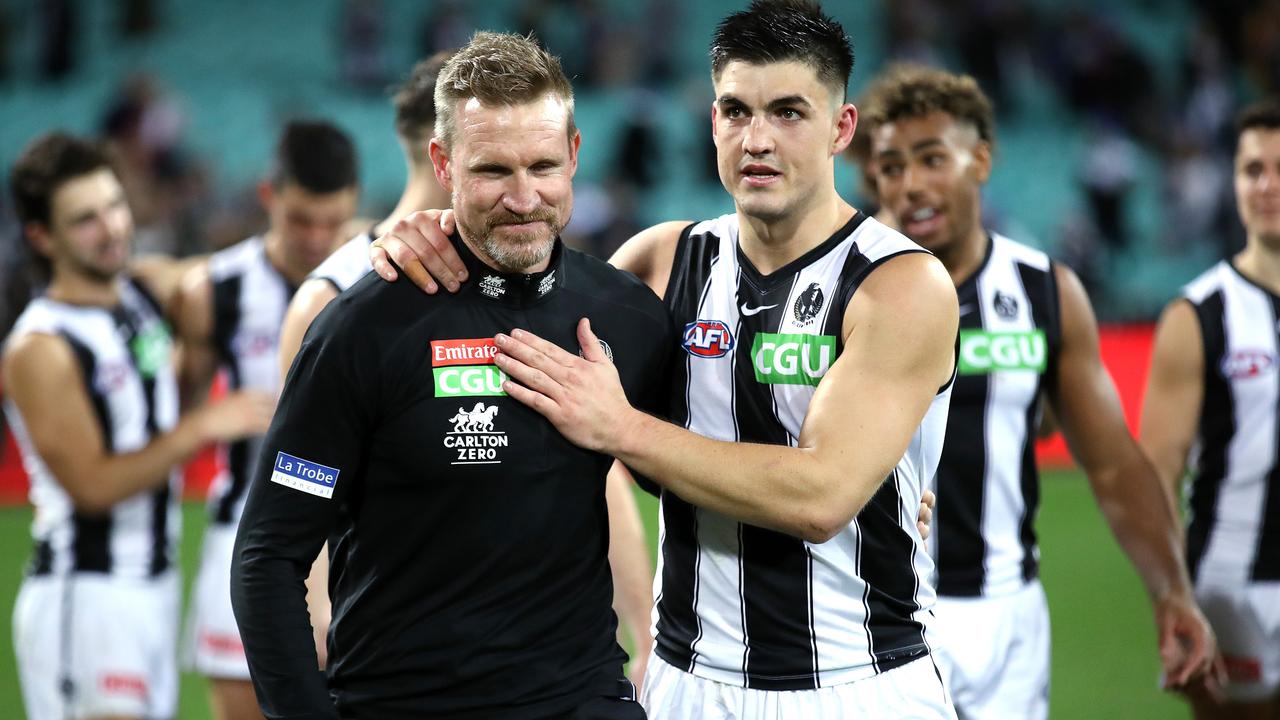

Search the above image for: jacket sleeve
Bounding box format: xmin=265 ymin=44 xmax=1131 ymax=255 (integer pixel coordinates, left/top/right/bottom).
xmin=231 ymin=300 xmax=377 ymax=719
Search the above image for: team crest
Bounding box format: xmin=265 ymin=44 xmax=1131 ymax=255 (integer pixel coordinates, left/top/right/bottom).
xmin=793 ymin=283 xmax=824 ymax=326
xmin=444 ymin=401 xmax=508 ymax=465
xmin=993 ymin=291 xmax=1019 ymax=319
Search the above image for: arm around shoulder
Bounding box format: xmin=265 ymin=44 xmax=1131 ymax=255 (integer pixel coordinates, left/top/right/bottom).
xmin=279 ymin=278 xmax=341 ymax=382
xmin=608 ymin=221 xmax=689 ymax=297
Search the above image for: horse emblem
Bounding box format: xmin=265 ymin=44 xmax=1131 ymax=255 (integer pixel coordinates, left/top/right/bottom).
xmin=449 ymin=402 xmax=501 ymax=433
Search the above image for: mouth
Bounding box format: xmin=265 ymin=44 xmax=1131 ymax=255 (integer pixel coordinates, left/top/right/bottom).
xmin=740 ymin=164 xmax=782 ymax=187
xmin=902 ymin=206 xmax=944 ymax=238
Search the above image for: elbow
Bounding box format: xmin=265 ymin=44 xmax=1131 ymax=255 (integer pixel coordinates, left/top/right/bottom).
xmin=796 ymin=506 xmax=854 ymax=544
xmin=64 ymin=481 xmax=117 ymax=515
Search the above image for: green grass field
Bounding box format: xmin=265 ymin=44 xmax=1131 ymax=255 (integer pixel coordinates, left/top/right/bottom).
xmin=0 ymin=469 xmax=1190 ymax=718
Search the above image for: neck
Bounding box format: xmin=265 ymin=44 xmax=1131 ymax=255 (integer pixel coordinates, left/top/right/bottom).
xmin=737 ymin=192 xmax=854 ymax=275
xmin=375 ymin=166 xmax=450 ymax=237
xmin=1235 ymin=236 xmax=1280 ymax=294
xmin=47 ymin=270 xmax=120 ymax=307
xmin=262 ymin=232 xmax=310 ymax=287
xmin=934 ymin=223 xmax=989 ymax=287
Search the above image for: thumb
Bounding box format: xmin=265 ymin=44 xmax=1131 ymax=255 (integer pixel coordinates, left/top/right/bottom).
xmin=578 ymin=317 xmax=607 ymax=363
xmin=440 ymin=209 xmax=456 ymax=235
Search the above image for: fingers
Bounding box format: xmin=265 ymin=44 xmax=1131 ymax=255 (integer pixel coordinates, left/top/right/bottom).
xmin=370 ymin=241 xmax=399 ymax=282
xmin=577 ymin=318 xmax=609 ymax=363
xmin=922 ymin=488 xmax=936 ymax=510
xmin=495 ymin=352 xmax=564 ymax=403
xmin=500 ymin=373 xmax=558 ymax=416
xmin=497 ymin=331 xmax=577 ymax=373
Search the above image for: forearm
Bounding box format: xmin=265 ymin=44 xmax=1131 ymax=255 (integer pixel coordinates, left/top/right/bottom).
xmin=69 ymin=416 xmax=207 ymax=512
xmin=605 ymin=466 xmax=654 ymax=652
xmin=612 ymin=412 xmax=870 ymax=543
xmin=232 ymin=517 xmax=336 ymax=717
xmin=1088 ymin=450 xmax=1194 ymax=603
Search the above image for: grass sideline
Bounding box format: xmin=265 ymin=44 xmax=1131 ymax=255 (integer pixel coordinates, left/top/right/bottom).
xmin=0 ymin=469 xmax=1190 ymax=718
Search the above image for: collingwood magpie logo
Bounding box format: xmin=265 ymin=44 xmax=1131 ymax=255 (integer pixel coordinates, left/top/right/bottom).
xmin=994 ymin=290 xmax=1019 ymax=320
xmin=580 ymin=338 xmax=613 ymax=362
xmin=793 ymin=283 xmax=824 ymax=326
xmin=445 ymin=401 xmax=508 ymax=465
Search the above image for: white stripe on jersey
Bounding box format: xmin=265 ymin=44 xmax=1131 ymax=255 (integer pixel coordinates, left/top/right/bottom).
xmin=1183 ymin=261 xmax=1280 ymax=585
xmin=310 ymin=232 xmax=374 ymax=293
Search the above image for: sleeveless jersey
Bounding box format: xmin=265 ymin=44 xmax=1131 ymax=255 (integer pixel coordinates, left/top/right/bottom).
xmin=310 ymin=231 xmax=374 ymax=294
xmin=655 ymin=212 xmax=952 ymax=690
xmin=1181 ymin=260 xmax=1280 ymax=585
xmin=3 ymin=278 xmax=180 ymax=579
xmin=934 ymin=233 xmax=1062 ymax=598
xmin=206 ymin=236 xmax=295 ymax=525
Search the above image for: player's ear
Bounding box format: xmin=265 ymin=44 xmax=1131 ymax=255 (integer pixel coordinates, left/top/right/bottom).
xmin=973 ymin=140 xmax=993 ymax=184
xmin=832 ymin=103 xmax=857 ymax=156
xmin=429 ymin=137 xmax=453 ymax=193
xmin=256 ymin=180 xmax=276 ymax=213
xmin=23 ymin=222 xmax=54 ymax=260
xmin=567 ymin=130 xmax=581 ymax=177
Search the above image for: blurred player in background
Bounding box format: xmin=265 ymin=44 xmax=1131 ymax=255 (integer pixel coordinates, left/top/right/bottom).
xmin=3 ymin=132 xmax=272 ymax=720
xmin=859 ymin=64 xmax=1217 ymax=718
xmin=1142 ymin=100 xmax=1280 ymax=720
xmin=280 ymin=51 xmax=660 ymax=680
xmin=174 ymin=120 xmax=359 ymax=720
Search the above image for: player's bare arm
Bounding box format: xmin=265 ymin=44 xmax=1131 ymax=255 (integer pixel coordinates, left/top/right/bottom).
xmin=172 ymin=260 xmax=221 ymax=409
xmin=2 ymin=332 xmax=273 ymax=513
xmin=495 ymin=252 xmax=957 ymax=544
xmin=279 ymin=279 xmax=341 ymax=381
xmin=130 ymin=252 xmax=208 ymax=314
xmin=604 ymin=462 xmax=654 ymax=684
xmin=1139 ymin=299 xmax=1204 ymax=525
xmin=1047 ymin=263 xmax=1217 ymax=688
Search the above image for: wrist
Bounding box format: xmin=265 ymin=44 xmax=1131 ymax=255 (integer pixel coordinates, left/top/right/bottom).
xmin=609 ymin=407 xmax=652 ymax=460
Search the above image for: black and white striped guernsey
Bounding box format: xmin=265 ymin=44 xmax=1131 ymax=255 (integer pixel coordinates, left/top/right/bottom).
xmin=310 ymin=231 xmax=374 ymax=294
xmin=654 ymin=212 xmax=952 ymax=690
xmin=934 ymin=233 xmax=1061 ymax=598
xmin=207 ymin=236 xmax=296 ymax=525
xmin=2 ymin=278 xmax=180 ymax=579
xmin=1180 ymin=260 xmax=1280 ymax=585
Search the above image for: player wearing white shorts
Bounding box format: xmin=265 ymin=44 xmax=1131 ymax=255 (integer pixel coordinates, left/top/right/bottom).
xmin=376 ymin=2 xmax=956 ymax=716
xmin=858 ymin=64 xmax=1218 ymax=719
xmin=1142 ymin=100 xmax=1280 ymax=720
xmin=3 ymin=133 xmax=270 ymax=720
xmin=175 ymin=120 xmax=358 ymax=720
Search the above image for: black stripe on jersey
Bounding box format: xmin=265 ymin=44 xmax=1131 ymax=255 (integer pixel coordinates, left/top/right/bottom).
xmin=654 ymin=224 xmax=717 ymax=673
xmin=861 ymin=471 xmax=929 ymax=673
xmin=112 ymin=304 xmax=172 ymax=576
xmin=1251 ymin=293 xmax=1280 ymax=581
xmin=1188 ymin=292 xmax=1231 ymax=581
xmin=732 ymin=271 xmax=816 ymax=689
xmin=936 ymin=277 xmax=989 ymax=597
xmin=1015 ymin=261 xmax=1054 ymax=583
xmin=211 ymin=275 xmax=247 ymax=525
xmin=61 ymin=333 xmax=114 ymax=573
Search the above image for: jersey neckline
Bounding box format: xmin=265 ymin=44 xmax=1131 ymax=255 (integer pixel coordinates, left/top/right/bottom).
xmin=952 ymin=231 xmax=996 ymax=297
xmin=734 ymin=211 xmax=867 ymax=289
xmin=455 ymin=234 xmax=566 ymax=308
xmin=1225 ymin=258 xmax=1280 ymax=302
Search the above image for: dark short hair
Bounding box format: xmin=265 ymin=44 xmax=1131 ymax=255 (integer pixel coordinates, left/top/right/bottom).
xmin=395 ymin=51 xmax=453 ymax=162
xmin=710 ymin=0 xmax=854 ymax=101
xmin=9 ymin=132 xmax=112 ymax=228
xmin=270 ymin=120 xmax=358 ymax=193
xmin=859 ymin=63 xmax=996 ymax=151
xmin=1236 ymin=100 xmax=1280 ymax=141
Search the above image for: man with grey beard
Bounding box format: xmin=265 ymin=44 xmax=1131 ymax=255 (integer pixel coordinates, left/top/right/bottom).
xmin=230 ymin=32 xmax=671 ymax=719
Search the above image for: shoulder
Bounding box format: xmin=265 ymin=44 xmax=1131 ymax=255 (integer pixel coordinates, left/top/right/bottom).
xmin=565 ymin=249 xmax=670 ymax=332
xmin=309 ymin=269 xmax=435 ymax=342
xmin=310 ymin=233 xmax=373 ymax=292
xmin=2 ymin=327 xmax=77 ymax=387
xmin=609 ymin=220 xmax=696 ymax=295
xmin=991 ymin=232 xmax=1052 ymax=272
xmin=1181 ymin=261 xmax=1230 ymax=305
xmin=207 ymin=236 xmax=263 ymax=282
xmin=849 ymin=215 xmax=926 ymax=262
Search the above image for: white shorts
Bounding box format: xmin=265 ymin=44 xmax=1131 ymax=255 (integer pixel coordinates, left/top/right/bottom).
xmin=933 ymin=580 xmax=1050 ymax=720
xmin=185 ymin=522 xmax=251 ymax=679
xmin=1195 ymin=580 xmax=1280 ymax=702
xmin=14 ymin=571 xmax=179 ymax=720
xmin=641 ymin=653 xmax=955 ymax=719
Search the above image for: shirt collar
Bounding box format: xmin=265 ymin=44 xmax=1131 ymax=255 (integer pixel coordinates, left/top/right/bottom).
xmin=456 ymin=235 xmax=566 ymax=307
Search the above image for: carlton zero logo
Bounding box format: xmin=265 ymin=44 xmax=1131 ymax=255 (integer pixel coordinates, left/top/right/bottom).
xmin=958 ymin=329 xmax=1047 ymax=374
xmin=683 ymin=320 xmax=735 ymax=358
xmin=270 ymin=451 xmax=340 ymax=499
xmin=431 ymin=338 xmax=508 ymax=397
xmin=444 ymin=401 xmax=508 ymax=465
xmin=752 ymin=333 xmax=836 ymax=386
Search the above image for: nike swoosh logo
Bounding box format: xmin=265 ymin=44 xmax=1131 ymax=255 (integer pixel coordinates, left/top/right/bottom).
xmin=740 ymin=304 xmax=779 ymax=316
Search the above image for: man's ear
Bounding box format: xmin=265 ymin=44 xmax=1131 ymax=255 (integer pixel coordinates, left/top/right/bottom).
xmin=429 ymin=137 xmax=454 ymax=193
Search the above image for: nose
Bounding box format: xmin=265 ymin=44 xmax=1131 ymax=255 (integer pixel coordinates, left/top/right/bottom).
xmin=501 ymin=171 xmax=539 ymax=215
xmin=743 ymin=116 xmax=774 ymax=156
xmin=903 ymin=163 xmax=926 ymax=200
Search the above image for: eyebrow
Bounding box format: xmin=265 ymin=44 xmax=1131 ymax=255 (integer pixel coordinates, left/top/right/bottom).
xmin=716 ymin=94 xmax=814 ymax=110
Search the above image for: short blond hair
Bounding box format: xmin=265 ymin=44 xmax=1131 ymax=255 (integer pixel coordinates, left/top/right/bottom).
xmin=434 ymin=32 xmax=576 ymax=150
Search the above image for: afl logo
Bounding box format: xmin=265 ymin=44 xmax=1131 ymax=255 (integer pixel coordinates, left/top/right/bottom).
xmin=1220 ymin=349 xmax=1276 ymax=380
xmin=794 ymin=283 xmax=824 ymax=326
xmin=683 ymin=320 xmax=735 ymax=358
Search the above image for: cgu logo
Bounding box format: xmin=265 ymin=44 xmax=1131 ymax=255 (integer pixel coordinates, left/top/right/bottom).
xmin=683 ymin=320 xmax=735 ymax=358
xmin=1220 ymin=349 xmax=1276 ymax=380
xmin=434 ymin=365 xmax=507 ymax=397
xmin=751 ymin=333 xmax=836 ymax=386
xmin=958 ymin=330 xmax=1047 ymax=374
